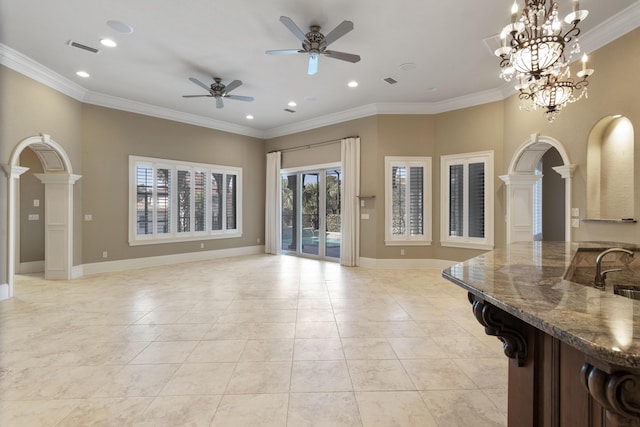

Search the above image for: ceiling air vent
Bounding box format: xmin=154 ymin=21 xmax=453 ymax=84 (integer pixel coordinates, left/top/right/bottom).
xmin=284 ymin=108 xmax=296 ymax=113
xmin=67 ymin=40 xmax=100 ymax=54
xmin=384 ymin=77 xmax=398 ymax=85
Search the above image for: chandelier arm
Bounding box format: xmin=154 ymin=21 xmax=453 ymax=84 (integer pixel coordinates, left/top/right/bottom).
xmin=574 ymin=79 xmax=589 ymax=90
xmin=563 ymin=24 xmax=581 ymax=43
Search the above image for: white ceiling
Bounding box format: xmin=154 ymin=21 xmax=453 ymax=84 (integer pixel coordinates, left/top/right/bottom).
xmin=1 ymin=0 xmax=639 ymax=138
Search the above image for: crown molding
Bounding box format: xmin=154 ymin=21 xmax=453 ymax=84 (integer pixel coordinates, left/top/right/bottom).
xmin=2 ymin=2 xmax=638 ymax=140
xmin=83 ymin=92 xmax=265 ymax=139
xmin=0 ymin=43 xmax=87 ymax=101
xmin=262 ymin=104 xmax=379 ymax=139
xmin=580 ymin=1 xmax=640 ymax=54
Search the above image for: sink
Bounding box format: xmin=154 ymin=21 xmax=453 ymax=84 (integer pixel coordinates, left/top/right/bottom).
xmin=564 ymin=246 xmax=640 ymax=300
xmin=613 ymin=285 xmax=640 ymax=300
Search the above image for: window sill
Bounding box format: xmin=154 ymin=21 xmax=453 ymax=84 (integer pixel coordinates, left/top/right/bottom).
xmin=385 ymin=240 xmax=432 ymax=247
xmin=129 ymin=232 xmax=242 ymax=246
xmin=440 ymin=241 xmax=494 ymax=251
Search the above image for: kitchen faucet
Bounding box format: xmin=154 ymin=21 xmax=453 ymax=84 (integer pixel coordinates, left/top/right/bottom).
xmin=594 ymin=247 xmax=634 ymax=289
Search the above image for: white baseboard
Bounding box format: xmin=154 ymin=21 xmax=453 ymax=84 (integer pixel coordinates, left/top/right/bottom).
xmin=80 ymin=245 xmax=265 ymax=276
xmin=0 ymin=283 xmax=9 ymax=301
xmin=18 ymin=260 xmax=45 ymax=274
xmin=359 ymin=257 xmax=458 ymax=270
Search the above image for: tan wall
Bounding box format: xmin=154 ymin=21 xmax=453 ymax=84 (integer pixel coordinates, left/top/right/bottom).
xmin=503 ymin=28 xmax=640 ymax=244
xmin=0 ymin=66 xmax=84 ymax=286
xmin=19 ymin=149 xmax=45 ymax=263
xmin=2 ymin=27 xmax=638 ymax=279
xmin=81 ymin=104 xmax=266 ymax=264
xmin=375 ymin=115 xmax=436 ymax=260
xmin=433 ymin=101 xmax=506 ymax=261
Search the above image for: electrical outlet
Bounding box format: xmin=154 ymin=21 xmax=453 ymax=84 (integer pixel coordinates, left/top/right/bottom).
xmin=400 ymin=249 xmax=405 ymax=256
xmin=102 ymin=251 xmax=108 ymax=258
xmin=571 ymin=219 xmax=580 ymax=228
xmin=257 ymin=238 xmax=261 ymax=243
xmin=200 ymin=243 xmax=204 ymax=249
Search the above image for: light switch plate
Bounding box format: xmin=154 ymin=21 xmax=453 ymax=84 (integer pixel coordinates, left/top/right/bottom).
xmin=361 ymin=213 xmax=369 ymax=220
xmin=571 ymin=218 xmax=580 ymax=228
xmin=33 ymin=199 xmax=39 ymax=207
xmin=571 ymin=208 xmax=579 ymax=217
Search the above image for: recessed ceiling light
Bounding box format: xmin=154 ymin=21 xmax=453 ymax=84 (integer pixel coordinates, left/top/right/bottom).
xmin=100 ymin=38 xmax=117 ymax=47
xmin=246 ymin=115 xmax=254 ymax=120
xmin=288 ymin=101 xmax=297 ymax=107
xmin=348 ymin=81 xmax=358 ymax=88
xmin=76 ymin=71 xmax=90 ymax=78
xmin=106 ymin=20 xmax=134 ymax=34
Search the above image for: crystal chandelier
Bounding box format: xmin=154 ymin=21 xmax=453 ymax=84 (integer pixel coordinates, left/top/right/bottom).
xmin=495 ymin=0 xmax=595 ymax=121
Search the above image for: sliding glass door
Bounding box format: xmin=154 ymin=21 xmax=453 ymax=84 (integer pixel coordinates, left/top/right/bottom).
xmin=281 ymin=165 xmax=341 ymax=260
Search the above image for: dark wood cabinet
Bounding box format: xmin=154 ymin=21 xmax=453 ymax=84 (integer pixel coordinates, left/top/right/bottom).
xmin=469 ymin=293 xmax=640 ymax=427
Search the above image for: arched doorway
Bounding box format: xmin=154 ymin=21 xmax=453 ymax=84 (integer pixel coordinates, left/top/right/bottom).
xmin=3 ymin=134 xmax=80 ymax=299
xmin=500 ymin=134 xmax=576 ymax=243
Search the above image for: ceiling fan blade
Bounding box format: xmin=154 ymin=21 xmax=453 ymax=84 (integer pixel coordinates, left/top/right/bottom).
xmin=308 ymin=53 xmax=319 ymax=75
xmin=216 ymin=97 xmax=224 ymax=109
xmin=279 ymin=16 xmax=307 ymax=43
xmin=224 ymin=80 xmax=242 ymax=93
xmin=323 ymin=50 xmax=361 ymax=63
xmin=188 ymin=77 xmax=211 ymax=91
xmin=323 ymin=20 xmax=354 ymax=46
xmin=226 ymin=95 xmax=254 ymax=102
xmin=266 ymin=49 xmax=302 ymax=55
xmin=182 ymin=95 xmax=214 ymax=98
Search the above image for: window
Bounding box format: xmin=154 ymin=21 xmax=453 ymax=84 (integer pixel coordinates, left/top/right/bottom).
xmin=384 ymin=156 xmax=432 ymax=246
xmin=129 ymin=156 xmax=242 ymax=245
xmin=440 ymin=151 xmax=494 ymax=250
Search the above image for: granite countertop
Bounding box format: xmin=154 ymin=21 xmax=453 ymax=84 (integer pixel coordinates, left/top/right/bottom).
xmin=442 ymin=241 xmax=640 ymax=370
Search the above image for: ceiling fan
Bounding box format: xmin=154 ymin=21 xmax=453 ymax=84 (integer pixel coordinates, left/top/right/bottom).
xmin=182 ymin=77 xmax=254 ymax=109
xmin=266 ymin=16 xmax=361 ymax=75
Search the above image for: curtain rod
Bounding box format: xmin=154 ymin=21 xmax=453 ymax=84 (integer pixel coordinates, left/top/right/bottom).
xmin=268 ymin=136 xmax=358 ymax=154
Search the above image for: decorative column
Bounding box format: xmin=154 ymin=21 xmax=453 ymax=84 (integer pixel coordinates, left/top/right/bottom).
xmin=551 ymin=164 xmax=577 ymax=242
xmin=1 ymin=165 xmax=30 ymax=299
xmin=34 ymin=173 xmax=81 ymax=280
xmin=499 ymin=174 xmax=543 ymax=244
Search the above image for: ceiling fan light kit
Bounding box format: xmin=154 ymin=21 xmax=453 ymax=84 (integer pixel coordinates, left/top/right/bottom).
xmin=266 ymin=16 xmax=361 ymax=75
xmin=184 ymin=15 xmax=360 ymax=112
xmin=182 ymin=77 xmax=254 ymax=109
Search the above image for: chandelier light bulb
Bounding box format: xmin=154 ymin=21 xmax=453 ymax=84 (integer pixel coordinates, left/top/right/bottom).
xmin=511 ymin=1 xmax=519 ymax=23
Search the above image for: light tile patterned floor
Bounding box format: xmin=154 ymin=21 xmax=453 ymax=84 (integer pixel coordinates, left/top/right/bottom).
xmin=0 ymin=255 xmax=507 ymax=426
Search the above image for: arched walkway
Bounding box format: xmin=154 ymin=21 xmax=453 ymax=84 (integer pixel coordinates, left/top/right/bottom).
xmin=2 ymin=134 xmax=80 ymax=299
xmin=500 ymin=134 xmax=576 ymax=243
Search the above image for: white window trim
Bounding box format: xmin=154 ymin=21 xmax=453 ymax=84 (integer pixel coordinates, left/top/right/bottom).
xmin=384 ymin=156 xmax=432 ymax=246
xmin=129 ymin=155 xmax=242 ymax=246
xmin=440 ymin=150 xmax=494 ymax=250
